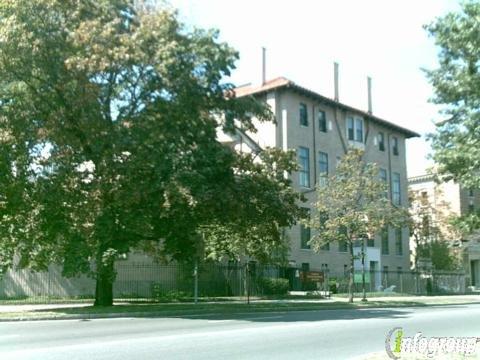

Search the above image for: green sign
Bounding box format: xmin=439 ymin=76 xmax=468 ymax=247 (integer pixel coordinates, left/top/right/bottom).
xmin=354 ymin=272 xmax=370 ymax=283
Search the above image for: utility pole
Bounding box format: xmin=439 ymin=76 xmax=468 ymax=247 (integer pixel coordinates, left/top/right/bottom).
xmin=361 ymin=236 xmax=368 ymax=302
xmin=194 ymin=257 xmax=199 ymax=305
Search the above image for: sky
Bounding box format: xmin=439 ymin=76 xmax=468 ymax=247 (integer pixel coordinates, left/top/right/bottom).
xmin=169 ymin=0 xmax=461 ymax=177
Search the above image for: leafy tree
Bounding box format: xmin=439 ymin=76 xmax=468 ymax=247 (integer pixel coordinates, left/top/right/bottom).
xmin=425 ymin=1 xmax=480 ymax=190
xmin=408 ymin=189 xmax=461 ymax=271
xmin=425 ymin=1 xmax=480 ymax=246
xmin=306 ymin=149 xmax=408 ymax=302
xmin=0 ymin=0 xmax=300 ymax=305
xmin=203 ymin=147 xmax=304 ymax=264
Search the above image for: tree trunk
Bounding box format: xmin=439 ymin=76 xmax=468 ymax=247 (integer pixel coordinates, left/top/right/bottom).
xmin=94 ymin=258 xmax=115 ymax=307
xmin=349 ymin=241 xmax=354 ymax=303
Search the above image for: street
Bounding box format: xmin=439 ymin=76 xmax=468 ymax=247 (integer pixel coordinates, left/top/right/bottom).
xmin=0 ymin=304 xmax=479 ymax=359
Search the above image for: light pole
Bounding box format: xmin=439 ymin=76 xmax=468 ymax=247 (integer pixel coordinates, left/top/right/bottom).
xmin=361 ymin=234 xmax=368 ymax=302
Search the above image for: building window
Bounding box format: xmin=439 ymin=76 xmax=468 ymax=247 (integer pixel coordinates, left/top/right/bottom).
xmin=300 ymin=103 xmax=308 ymax=126
xmin=379 ymin=168 xmax=387 ymax=183
xmin=367 ymin=237 xmax=375 ymax=247
xmin=300 ymin=208 xmax=311 ymax=249
xmin=318 ymin=151 xmax=328 ymax=186
xmin=318 ymin=110 xmax=327 ymax=132
xmin=392 ymin=136 xmax=399 ymax=156
xmin=347 ymin=117 xmax=355 ymax=141
xmin=383 ymin=266 xmax=389 ymax=274
xmin=469 ymin=188 xmax=474 ymax=197
xmin=343 ymin=264 xmax=348 ymax=275
xmin=355 ymin=118 xmax=363 ymax=142
xmin=378 ymin=132 xmax=385 ymax=151
xmin=298 ymin=147 xmax=310 ymax=187
xmin=395 ymin=228 xmax=403 ymax=255
xmin=347 ymin=116 xmax=364 ymax=143
xmin=392 ymin=172 xmax=401 ymax=205
xmin=338 ymin=239 xmax=348 ymax=252
xmin=379 ymin=168 xmax=388 ymax=198
xmin=381 ymin=228 xmax=389 ymax=255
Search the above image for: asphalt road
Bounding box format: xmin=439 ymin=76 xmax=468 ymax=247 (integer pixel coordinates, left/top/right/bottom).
xmin=0 ymin=304 xmax=479 ymax=360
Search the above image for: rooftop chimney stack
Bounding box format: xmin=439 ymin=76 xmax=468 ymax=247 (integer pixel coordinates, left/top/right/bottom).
xmin=367 ymin=76 xmax=372 ymax=114
xmin=334 ymin=62 xmax=339 ymax=102
xmin=262 ymin=47 xmax=266 ymax=85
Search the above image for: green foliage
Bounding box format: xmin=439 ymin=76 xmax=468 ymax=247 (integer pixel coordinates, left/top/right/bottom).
xmin=151 ymin=283 xmax=191 ymax=302
xmin=307 ymin=148 xmax=408 ymax=250
xmin=306 ymin=148 xmax=409 ymax=301
xmin=425 ymin=2 xmax=480 ymax=191
xmin=301 ymin=281 xmax=318 ymax=291
xmin=259 ymin=277 xmax=289 ymax=295
xmin=202 ymin=148 xmax=303 ymax=264
xmin=328 ymin=278 xmax=338 ymax=294
xmin=0 ymin=0 xmax=301 ymax=305
xmin=424 ymin=1 xmax=480 ymax=242
xmin=408 ymin=189 xmax=460 ymax=269
xmin=416 ymin=240 xmax=460 ymax=271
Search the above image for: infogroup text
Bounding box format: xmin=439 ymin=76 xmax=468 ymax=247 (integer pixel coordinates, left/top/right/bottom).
xmin=385 ymin=327 xmax=479 ymax=359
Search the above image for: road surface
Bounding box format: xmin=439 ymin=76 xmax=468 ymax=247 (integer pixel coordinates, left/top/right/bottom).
xmin=0 ymin=304 xmax=479 ymax=359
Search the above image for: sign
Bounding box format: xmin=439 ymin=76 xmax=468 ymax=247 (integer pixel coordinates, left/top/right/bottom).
xmin=301 ymin=271 xmax=324 ymax=283
xmin=354 ymin=272 xmax=371 ymax=283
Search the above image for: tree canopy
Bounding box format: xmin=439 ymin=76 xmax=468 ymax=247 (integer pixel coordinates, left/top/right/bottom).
xmin=425 ymin=1 xmax=480 ymax=189
xmin=0 ymin=0 xmax=302 ymax=305
xmin=408 ymin=190 xmax=460 ymax=271
xmin=306 ymin=148 xmax=408 ymax=302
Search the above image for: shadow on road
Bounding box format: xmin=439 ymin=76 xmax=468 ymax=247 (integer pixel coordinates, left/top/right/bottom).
xmin=156 ymin=307 xmax=416 ymax=323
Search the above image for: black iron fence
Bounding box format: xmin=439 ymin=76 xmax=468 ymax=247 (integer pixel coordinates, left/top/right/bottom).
xmin=0 ymin=262 xmax=469 ymax=303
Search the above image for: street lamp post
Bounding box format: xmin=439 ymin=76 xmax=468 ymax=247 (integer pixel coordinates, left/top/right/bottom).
xmin=361 ymin=235 xmax=368 ymax=302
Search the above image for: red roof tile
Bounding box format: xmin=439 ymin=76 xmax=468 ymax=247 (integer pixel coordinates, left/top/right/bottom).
xmin=234 ymin=77 xmax=420 ymax=138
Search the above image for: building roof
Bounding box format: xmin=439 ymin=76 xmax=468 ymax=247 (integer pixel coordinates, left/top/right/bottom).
xmin=234 ymin=77 xmax=420 ymax=138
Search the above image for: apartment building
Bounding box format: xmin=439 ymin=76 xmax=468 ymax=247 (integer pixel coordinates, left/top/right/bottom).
xmin=232 ymin=76 xmax=419 ymax=277
xmin=408 ymin=174 xmax=480 ymax=288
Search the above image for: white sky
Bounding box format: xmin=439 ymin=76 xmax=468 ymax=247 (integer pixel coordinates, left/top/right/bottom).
xmin=169 ymin=0 xmax=461 ymax=177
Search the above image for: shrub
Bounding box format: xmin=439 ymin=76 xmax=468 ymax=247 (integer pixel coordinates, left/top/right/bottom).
xmin=302 ymin=280 xmax=318 ymax=291
xmin=259 ymin=277 xmax=289 ymax=295
xmin=151 ymin=283 xmax=191 ymax=302
xmin=328 ymin=278 xmax=338 ymax=294
xmin=426 ymin=278 xmax=433 ymax=295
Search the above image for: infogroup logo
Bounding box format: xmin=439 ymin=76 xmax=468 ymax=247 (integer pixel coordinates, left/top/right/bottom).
xmin=385 ymin=327 xmax=479 ymax=359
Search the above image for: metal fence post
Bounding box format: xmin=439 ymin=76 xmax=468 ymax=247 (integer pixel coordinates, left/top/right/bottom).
xmin=400 ymin=272 xmax=403 ymax=293
xmin=194 ymin=258 xmax=199 ymax=304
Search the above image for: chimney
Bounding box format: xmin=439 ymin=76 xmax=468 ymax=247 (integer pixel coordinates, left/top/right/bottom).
xmin=367 ymin=76 xmax=372 ymax=114
xmin=334 ymin=62 xmax=339 ymax=101
xmin=262 ymin=47 xmax=266 ymax=85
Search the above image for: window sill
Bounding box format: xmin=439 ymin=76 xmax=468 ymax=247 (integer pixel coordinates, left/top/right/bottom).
xmin=348 ymin=141 xmax=365 ymax=150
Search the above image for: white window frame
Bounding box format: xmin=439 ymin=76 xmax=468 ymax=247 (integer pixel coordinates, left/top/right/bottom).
xmin=346 ymin=116 xmax=364 ymax=144
xmin=298 ymin=147 xmax=310 ymax=188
